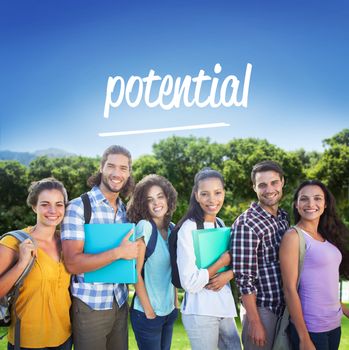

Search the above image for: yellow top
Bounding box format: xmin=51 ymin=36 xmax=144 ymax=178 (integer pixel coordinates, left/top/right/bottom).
xmin=0 ymin=227 xmax=71 ymax=347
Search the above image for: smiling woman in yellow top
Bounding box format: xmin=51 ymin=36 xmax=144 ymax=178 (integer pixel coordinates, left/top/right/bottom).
xmin=0 ymin=178 xmax=72 ymax=350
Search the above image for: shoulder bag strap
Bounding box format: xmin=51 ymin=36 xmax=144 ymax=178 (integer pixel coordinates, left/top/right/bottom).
xmin=277 ymin=226 xmax=306 ymax=325
xmin=292 ymin=225 xmax=306 ymax=288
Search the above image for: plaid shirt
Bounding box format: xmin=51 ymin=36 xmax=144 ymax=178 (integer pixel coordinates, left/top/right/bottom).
xmin=231 ymin=202 xmax=289 ymax=316
xmin=61 ymin=186 xmax=128 ymax=310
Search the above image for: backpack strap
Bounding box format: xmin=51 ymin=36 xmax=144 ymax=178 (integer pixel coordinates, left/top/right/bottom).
xmin=196 ymin=220 xmax=204 ymax=229
xmin=195 ymin=218 xmax=224 ymax=229
xmin=7 ymin=231 xmax=36 ymax=288
xmin=216 ymin=218 xmax=224 ymax=227
xmin=1 ymin=230 xmax=36 ymax=350
xmin=144 ymin=219 xmax=158 ymax=263
xmin=131 ymin=220 xmax=158 ymax=309
xmin=81 ymin=193 xmax=126 ymax=224
xmin=81 ymin=193 xmax=91 ymax=224
xmin=131 ymin=220 xmax=173 ymax=309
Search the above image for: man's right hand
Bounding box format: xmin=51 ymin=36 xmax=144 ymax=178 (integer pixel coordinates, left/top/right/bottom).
xmin=248 ymin=319 xmax=267 ymax=347
xmin=117 ymin=229 xmax=139 ymax=260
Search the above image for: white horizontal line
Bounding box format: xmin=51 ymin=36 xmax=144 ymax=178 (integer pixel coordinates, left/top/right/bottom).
xmin=98 ymin=122 xmax=230 ymax=137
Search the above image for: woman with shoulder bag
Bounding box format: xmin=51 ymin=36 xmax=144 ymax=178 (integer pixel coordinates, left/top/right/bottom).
xmin=280 ymin=180 xmax=349 ymax=350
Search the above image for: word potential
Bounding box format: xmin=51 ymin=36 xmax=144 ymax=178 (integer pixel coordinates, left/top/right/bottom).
xmin=104 ymin=63 xmax=252 ymax=118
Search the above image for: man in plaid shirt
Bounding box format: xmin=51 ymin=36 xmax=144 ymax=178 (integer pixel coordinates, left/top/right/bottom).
xmin=61 ymin=145 xmax=139 ymax=350
xmin=231 ymin=161 xmax=289 ymax=350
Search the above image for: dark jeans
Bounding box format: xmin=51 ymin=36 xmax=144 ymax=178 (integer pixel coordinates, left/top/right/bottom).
xmin=130 ymin=308 xmax=178 ymax=350
xmin=289 ymin=322 xmax=341 ymax=350
xmin=7 ymin=336 xmax=72 ymax=350
xmin=72 ymin=297 xmax=128 ymax=350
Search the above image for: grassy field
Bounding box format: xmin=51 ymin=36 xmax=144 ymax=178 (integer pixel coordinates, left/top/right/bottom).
xmin=1 ymin=306 xmax=348 ymax=349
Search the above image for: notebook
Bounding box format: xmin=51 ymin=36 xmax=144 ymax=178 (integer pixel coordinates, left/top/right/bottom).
xmin=84 ymin=223 xmax=137 ymax=283
xmin=192 ymin=227 xmax=231 ymax=272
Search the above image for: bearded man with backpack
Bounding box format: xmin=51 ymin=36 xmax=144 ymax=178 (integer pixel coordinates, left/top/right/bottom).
xmin=61 ymin=145 xmax=139 ymax=350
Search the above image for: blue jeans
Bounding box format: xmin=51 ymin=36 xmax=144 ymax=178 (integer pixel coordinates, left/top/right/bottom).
xmin=289 ymin=322 xmax=341 ymax=350
xmin=7 ymin=336 xmax=72 ymax=350
xmin=130 ymin=308 xmax=178 ymax=350
xmin=182 ymin=314 xmax=241 ymax=350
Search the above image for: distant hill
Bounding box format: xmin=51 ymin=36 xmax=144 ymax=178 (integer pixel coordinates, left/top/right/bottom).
xmin=0 ymin=148 xmax=76 ymax=166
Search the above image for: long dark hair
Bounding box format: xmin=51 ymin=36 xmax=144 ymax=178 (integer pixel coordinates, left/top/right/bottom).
xmin=293 ymin=179 xmax=349 ymax=279
xmin=127 ymin=174 xmax=177 ymax=228
xmin=175 ymin=168 xmax=224 ymax=230
xmin=87 ymin=145 xmax=134 ymax=198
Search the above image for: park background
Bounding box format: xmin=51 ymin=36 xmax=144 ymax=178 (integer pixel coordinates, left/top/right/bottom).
xmin=1 ymin=0 xmax=349 ymax=348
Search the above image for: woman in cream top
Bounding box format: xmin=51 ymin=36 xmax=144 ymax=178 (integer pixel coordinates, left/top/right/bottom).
xmin=176 ymin=168 xmax=241 ymax=350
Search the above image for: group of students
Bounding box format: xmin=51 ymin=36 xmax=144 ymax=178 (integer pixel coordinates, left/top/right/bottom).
xmin=0 ymin=144 xmax=348 ymax=350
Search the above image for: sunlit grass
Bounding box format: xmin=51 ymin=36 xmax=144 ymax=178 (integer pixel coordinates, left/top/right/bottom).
xmin=1 ymin=304 xmax=348 ymax=349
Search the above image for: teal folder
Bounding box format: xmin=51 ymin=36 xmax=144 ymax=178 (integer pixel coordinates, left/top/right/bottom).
xmin=192 ymin=227 xmax=231 ymax=273
xmin=84 ymin=223 xmax=137 ymax=283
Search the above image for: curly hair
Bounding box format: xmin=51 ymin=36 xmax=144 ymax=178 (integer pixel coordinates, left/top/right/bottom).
xmin=175 ymin=167 xmax=224 ymax=230
xmin=127 ymin=174 xmax=177 ymax=228
xmin=293 ymin=179 xmax=349 ymax=279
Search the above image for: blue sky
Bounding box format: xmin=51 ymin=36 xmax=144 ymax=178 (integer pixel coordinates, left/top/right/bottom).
xmin=1 ymin=0 xmax=348 ymax=159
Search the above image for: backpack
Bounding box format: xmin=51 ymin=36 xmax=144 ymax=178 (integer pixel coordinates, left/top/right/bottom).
xmin=0 ymin=230 xmax=36 ymax=348
xmin=168 ymin=218 xmax=224 ymax=289
xmin=131 ymin=219 xmax=175 ymax=308
xmin=81 ymin=192 xmax=126 ymax=224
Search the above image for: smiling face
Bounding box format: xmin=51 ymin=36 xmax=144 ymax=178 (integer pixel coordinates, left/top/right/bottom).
xmin=33 ymin=189 xmax=65 ymax=227
xmin=146 ymin=185 xmax=169 ymax=222
xmin=195 ymin=177 xmax=225 ymax=222
xmin=99 ymin=153 xmax=130 ymax=194
xmin=295 ymin=185 xmax=326 ymax=222
xmin=253 ymin=170 xmax=284 ymax=214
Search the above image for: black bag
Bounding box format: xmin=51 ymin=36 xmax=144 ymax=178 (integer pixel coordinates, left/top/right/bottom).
xmin=169 ymin=218 xmax=223 ymax=289
xmin=0 ymin=230 xmax=36 ymax=349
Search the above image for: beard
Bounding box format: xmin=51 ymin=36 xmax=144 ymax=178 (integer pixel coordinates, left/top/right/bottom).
xmin=101 ymin=174 xmax=128 ymax=194
xmin=258 ymin=192 xmax=282 ymax=208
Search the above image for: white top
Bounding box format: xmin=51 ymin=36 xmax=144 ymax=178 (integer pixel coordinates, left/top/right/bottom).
xmin=177 ymin=219 xmax=237 ymax=317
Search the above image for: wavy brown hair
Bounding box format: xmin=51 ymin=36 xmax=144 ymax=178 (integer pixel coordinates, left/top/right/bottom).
xmin=127 ymin=174 xmax=177 ymax=228
xmin=293 ymin=179 xmax=349 ymax=279
xmin=27 ymin=177 xmax=68 ymax=207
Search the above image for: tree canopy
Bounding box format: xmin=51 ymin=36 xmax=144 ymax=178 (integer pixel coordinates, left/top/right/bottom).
xmin=1 ymin=129 xmax=348 ymax=232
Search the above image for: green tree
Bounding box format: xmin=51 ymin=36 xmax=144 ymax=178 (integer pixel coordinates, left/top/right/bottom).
xmin=222 ymin=138 xmax=304 ymax=221
xmin=310 ymin=130 xmax=349 ymax=223
xmin=133 ymin=155 xmax=163 ymax=183
xmin=28 ymin=156 xmax=99 ymax=200
xmin=132 ymin=136 xmax=226 ymax=222
xmin=0 ymin=161 xmax=32 ymax=232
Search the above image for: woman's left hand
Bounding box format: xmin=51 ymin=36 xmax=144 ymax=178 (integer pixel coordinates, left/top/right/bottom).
xmin=205 ymin=270 xmax=234 ymax=291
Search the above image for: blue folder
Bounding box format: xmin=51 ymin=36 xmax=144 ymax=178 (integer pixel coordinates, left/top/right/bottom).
xmin=192 ymin=227 xmax=231 ymax=273
xmin=84 ymin=223 xmax=137 ymax=283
